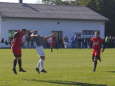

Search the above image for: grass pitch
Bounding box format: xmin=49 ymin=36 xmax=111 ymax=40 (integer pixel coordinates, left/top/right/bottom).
xmin=0 ymin=49 xmax=115 ymax=86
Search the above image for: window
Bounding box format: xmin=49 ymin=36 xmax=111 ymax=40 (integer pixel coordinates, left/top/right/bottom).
xmin=82 ymin=30 xmax=100 ymax=38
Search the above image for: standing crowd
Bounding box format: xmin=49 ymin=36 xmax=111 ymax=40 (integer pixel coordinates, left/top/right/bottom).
xmin=1 ymin=31 xmax=115 ymax=49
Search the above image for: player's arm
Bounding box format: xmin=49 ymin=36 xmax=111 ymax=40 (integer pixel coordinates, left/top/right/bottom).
xmin=44 ymin=32 xmax=56 ymax=40
xmin=102 ymin=39 xmax=106 ymax=52
xmin=13 ymin=32 xmax=19 ymax=39
xmin=10 ymin=32 xmax=19 ymax=46
xmin=30 ymin=33 xmax=37 ymax=37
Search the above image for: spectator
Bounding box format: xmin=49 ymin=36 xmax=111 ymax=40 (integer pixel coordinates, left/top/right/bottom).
xmin=63 ymin=36 xmax=69 ymax=48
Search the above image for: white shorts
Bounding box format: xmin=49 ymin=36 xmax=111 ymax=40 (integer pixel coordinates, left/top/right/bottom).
xmin=36 ymin=46 xmax=45 ymax=56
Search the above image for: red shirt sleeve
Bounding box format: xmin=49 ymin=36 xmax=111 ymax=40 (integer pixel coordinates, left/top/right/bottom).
xmin=99 ymin=38 xmax=104 ymax=44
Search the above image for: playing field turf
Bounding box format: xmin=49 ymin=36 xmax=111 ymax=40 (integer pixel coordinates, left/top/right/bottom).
xmin=0 ymin=49 xmax=115 ymax=86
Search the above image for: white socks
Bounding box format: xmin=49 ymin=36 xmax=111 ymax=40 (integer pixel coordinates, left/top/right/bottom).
xmin=37 ymin=58 xmax=44 ymax=72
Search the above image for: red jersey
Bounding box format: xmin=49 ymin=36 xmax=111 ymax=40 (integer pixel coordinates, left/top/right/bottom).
xmin=90 ymin=37 xmax=104 ymax=50
xmin=90 ymin=37 xmax=104 ymax=56
xmin=11 ymin=30 xmax=25 ymax=49
xmin=48 ymin=36 xmax=56 ymax=47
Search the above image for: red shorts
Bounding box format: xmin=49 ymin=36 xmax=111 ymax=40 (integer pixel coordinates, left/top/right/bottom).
xmin=92 ymin=49 xmax=100 ymax=57
xmin=12 ymin=47 xmax=21 ymax=56
xmin=50 ymin=42 xmax=56 ymax=47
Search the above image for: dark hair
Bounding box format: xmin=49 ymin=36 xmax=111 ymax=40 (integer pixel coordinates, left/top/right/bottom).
xmin=95 ymin=31 xmax=100 ymax=34
xmin=22 ymin=29 xmax=26 ymax=32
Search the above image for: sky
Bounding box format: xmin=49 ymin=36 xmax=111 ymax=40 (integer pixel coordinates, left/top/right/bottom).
xmin=0 ymin=0 xmax=42 ymax=4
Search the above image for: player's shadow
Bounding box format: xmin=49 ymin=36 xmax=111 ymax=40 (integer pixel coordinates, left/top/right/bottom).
xmin=23 ymin=79 xmax=107 ymax=86
xmin=106 ymin=71 xmax=115 ymax=73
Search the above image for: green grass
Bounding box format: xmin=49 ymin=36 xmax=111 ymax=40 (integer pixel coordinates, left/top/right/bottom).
xmin=0 ymin=49 xmax=115 ymax=86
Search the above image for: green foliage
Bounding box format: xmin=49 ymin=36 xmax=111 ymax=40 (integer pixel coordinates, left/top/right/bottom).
xmin=42 ymin=0 xmax=63 ymax=5
xmin=42 ymin=0 xmax=91 ymax=6
xmin=88 ymin=0 xmax=115 ymax=36
xmin=77 ymin=0 xmax=91 ymax=6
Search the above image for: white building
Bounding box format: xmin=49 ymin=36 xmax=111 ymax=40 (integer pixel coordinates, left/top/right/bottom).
xmin=0 ymin=2 xmax=108 ymax=45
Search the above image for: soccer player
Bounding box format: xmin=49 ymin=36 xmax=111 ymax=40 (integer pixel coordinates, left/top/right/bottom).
xmin=30 ymin=31 xmax=56 ymax=73
xmin=11 ymin=29 xmax=27 ymax=74
xmin=90 ymin=31 xmax=105 ymax=72
xmin=47 ymin=36 xmax=56 ymax=52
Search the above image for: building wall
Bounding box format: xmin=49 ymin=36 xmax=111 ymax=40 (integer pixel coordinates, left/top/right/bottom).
xmin=0 ymin=16 xmax=2 ymax=40
xmin=1 ymin=18 xmax=105 ymax=40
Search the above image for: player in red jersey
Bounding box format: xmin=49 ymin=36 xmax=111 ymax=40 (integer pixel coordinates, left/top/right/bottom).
xmin=11 ymin=29 xmax=27 ymax=74
xmin=48 ymin=36 xmax=56 ymax=52
xmin=90 ymin=31 xmax=105 ymax=72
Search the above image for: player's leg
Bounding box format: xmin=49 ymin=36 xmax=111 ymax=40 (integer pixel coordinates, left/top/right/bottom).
xmin=98 ymin=56 xmax=101 ymax=62
xmin=36 ymin=46 xmax=47 ymax=73
xmin=12 ymin=48 xmax=19 ymax=74
xmin=13 ymin=55 xmax=18 ymax=74
xmin=50 ymin=43 xmax=54 ymax=52
xmin=18 ymin=57 xmax=26 ymax=72
xmin=51 ymin=45 xmax=53 ymax=52
xmin=93 ymin=56 xmax=98 ymax=72
xmin=93 ymin=51 xmax=101 ymax=72
xmin=40 ymin=56 xmax=47 ymax=73
xmin=98 ymin=52 xmax=101 ymax=62
xmin=16 ymin=49 xmax=26 ymax=72
xmin=92 ymin=50 xmax=100 ymax=72
xmin=38 ymin=56 xmax=47 ymax=72
xmin=93 ymin=59 xmax=97 ymax=72
xmin=36 ymin=58 xmax=41 ymax=73
xmin=36 ymin=56 xmax=47 ymax=73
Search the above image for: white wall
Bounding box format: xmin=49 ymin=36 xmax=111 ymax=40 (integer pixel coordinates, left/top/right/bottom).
xmin=1 ymin=18 xmax=105 ymax=40
xmin=0 ymin=16 xmax=2 ymax=40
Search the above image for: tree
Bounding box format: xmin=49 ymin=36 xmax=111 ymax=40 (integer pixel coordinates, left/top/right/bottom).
xmin=42 ymin=0 xmax=83 ymax=5
xmin=88 ymin=0 xmax=115 ymax=36
xmin=42 ymin=0 xmax=63 ymax=5
xmin=42 ymin=0 xmax=91 ymax=6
